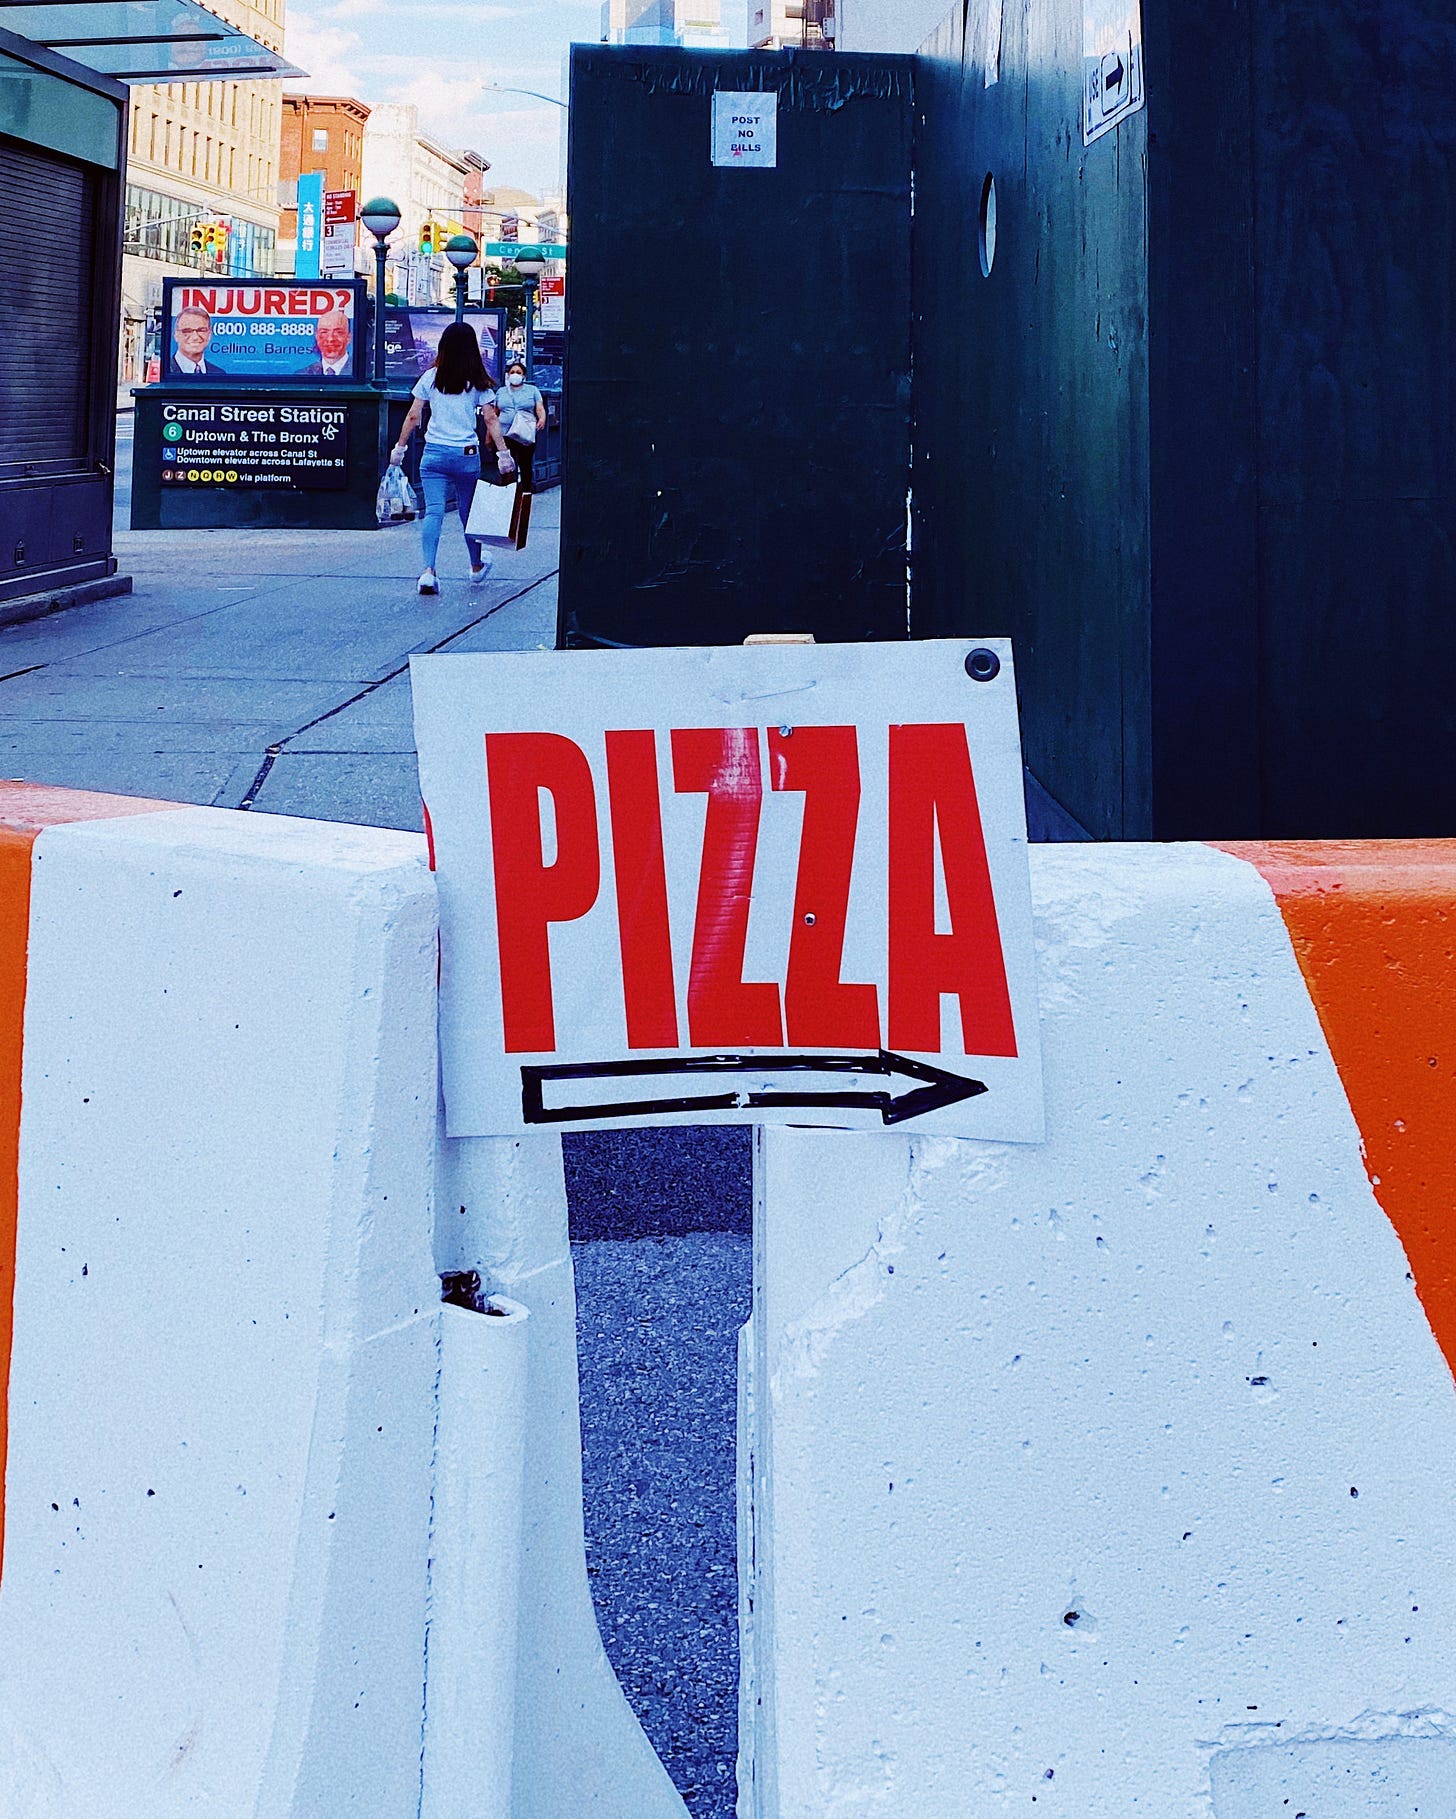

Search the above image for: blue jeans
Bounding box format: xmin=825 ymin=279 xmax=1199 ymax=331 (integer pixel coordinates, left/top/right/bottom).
xmin=418 ymin=444 xmax=485 ymax=572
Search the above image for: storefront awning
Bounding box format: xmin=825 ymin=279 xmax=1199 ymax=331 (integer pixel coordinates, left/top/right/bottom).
xmin=0 ymin=0 xmax=302 ymax=80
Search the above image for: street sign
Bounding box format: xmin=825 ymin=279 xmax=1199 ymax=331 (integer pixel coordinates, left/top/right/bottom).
xmin=158 ymin=401 xmax=348 ymax=490
xmin=712 ymin=91 xmax=778 ymax=168
xmin=295 ymin=172 xmax=324 ymax=279
xmin=484 ymin=242 xmax=567 ymax=260
xmin=411 ymin=642 xmax=1044 ymax=1141
xmin=538 ymin=274 xmax=565 ymax=331
xmin=321 ymin=189 xmax=356 ymax=278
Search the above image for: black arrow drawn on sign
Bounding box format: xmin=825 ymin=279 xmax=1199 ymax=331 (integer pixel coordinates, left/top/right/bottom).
xmin=519 ymin=1050 xmax=988 ymax=1127
xmin=1104 ymin=53 xmax=1125 ymax=96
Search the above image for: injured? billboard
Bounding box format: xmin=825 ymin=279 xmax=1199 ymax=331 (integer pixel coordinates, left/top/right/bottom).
xmin=161 ymin=279 xmax=367 ymax=384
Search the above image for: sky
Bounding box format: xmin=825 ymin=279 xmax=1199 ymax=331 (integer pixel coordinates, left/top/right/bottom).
xmin=284 ymin=0 xmax=746 ymax=201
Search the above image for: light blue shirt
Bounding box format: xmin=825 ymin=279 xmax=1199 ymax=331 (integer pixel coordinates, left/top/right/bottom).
xmin=495 ymin=382 xmax=543 ymax=438
xmin=413 ymin=371 xmax=487 ymax=448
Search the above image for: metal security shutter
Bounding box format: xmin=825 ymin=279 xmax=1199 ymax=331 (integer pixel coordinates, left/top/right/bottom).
xmin=0 ymin=137 xmax=95 ymax=476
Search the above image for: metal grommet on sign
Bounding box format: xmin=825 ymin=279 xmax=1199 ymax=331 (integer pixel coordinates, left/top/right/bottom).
xmin=965 ymin=648 xmax=1001 ymax=682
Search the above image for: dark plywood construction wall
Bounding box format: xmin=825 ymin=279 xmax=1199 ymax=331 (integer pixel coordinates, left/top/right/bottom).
xmin=915 ymin=0 xmax=1456 ymax=838
xmin=561 ymin=47 xmax=915 ymax=649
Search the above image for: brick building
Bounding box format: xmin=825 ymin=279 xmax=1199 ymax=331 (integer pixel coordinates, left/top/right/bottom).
xmin=278 ymin=93 xmax=371 ymax=272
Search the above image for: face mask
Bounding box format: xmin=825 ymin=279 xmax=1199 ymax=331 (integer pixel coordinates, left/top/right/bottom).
xmin=507 ymin=373 xmax=524 ymax=387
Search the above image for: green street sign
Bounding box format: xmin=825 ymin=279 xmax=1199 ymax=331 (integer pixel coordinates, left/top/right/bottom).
xmin=483 ymin=242 xmax=567 ymax=260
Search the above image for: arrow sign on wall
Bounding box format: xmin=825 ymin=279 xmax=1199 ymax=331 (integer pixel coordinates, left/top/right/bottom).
xmin=519 ymin=1050 xmax=987 ymax=1126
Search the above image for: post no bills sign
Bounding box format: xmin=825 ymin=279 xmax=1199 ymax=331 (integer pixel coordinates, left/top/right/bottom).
xmin=411 ymin=642 xmax=1043 ymax=1140
xmin=711 ymin=91 xmax=777 ymax=168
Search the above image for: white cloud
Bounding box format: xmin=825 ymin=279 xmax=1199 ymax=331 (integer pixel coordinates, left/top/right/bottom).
xmin=325 ymin=0 xmax=522 ymax=19
xmin=285 ymin=0 xmax=580 ymax=191
xmin=283 ymin=11 xmax=364 ymax=90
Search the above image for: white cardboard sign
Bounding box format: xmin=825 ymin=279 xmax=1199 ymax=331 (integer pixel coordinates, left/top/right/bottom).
xmin=1082 ymin=0 xmax=1144 ymax=145
xmin=711 ymin=91 xmax=777 ymax=169
xmin=411 ymin=641 xmax=1043 ymax=1141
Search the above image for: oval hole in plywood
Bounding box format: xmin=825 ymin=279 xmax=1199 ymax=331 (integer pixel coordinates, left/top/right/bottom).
xmin=979 ymin=172 xmax=997 ymax=277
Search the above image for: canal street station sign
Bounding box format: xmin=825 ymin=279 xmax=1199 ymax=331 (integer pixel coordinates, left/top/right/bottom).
xmin=159 ymin=402 xmax=348 ymax=490
xmin=411 ymin=642 xmax=1043 ymax=1140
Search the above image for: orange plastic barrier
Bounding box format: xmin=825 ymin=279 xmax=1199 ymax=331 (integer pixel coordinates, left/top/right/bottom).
xmin=1221 ymin=842 xmax=1456 ymax=1379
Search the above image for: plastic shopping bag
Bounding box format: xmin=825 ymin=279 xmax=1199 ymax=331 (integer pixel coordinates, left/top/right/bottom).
xmin=506 ymin=408 xmax=537 ymax=446
xmin=375 ymin=462 xmax=416 ymax=525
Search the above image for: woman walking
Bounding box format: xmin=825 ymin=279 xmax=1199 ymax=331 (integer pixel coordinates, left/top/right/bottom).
xmin=494 ymin=359 xmax=547 ymax=493
xmin=391 ymin=323 xmax=515 ymax=594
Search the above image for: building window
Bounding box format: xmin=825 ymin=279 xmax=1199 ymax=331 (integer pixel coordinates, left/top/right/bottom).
xmin=311 ymin=127 xmax=328 ymax=153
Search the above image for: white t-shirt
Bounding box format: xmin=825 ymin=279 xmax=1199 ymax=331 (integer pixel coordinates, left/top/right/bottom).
xmin=412 ymin=370 xmax=487 ymax=448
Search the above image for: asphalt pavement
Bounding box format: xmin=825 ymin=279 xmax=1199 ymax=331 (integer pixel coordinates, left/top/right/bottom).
xmin=0 ymin=416 xmax=750 ymax=1819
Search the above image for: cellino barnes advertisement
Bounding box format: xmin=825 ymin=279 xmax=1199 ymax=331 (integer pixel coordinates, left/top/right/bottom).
xmin=161 ymin=279 xmax=367 ymax=384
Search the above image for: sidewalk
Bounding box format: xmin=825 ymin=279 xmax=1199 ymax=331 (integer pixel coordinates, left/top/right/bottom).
xmin=0 ymin=494 xmax=559 ymax=829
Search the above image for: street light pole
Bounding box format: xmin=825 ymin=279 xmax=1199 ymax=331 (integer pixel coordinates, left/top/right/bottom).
xmin=512 ymin=249 xmax=546 ymax=381
xmin=360 ymin=196 xmax=402 ymax=387
xmin=444 ymin=233 xmax=479 ymax=325
xmin=374 ymin=238 xmax=390 ymax=364
xmin=481 ymin=82 xmax=567 ymax=109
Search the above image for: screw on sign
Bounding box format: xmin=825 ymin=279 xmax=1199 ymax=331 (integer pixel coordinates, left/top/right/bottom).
xmin=411 ymin=643 xmax=1045 ymax=1141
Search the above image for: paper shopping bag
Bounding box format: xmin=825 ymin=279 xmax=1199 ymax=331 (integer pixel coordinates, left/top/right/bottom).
xmin=465 ymin=479 xmax=518 ymax=547
xmin=511 ymin=488 xmax=532 ymax=551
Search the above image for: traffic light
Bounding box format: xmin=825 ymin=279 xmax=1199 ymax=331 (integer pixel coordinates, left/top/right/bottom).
xmin=189 ymin=222 xmax=205 ymax=258
xmin=419 ymin=222 xmax=434 ymax=257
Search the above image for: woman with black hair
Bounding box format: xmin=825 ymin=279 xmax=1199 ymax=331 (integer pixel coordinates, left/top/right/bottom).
xmin=391 ymin=322 xmax=515 ymax=594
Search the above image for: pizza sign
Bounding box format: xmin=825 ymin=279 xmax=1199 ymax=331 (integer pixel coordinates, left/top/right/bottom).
xmin=411 ymin=642 xmax=1043 ymax=1140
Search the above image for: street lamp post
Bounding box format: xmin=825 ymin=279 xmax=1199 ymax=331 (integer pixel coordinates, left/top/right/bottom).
xmin=360 ymin=196 xmax=401 ymax=387
xmin=444 ymin=233 xmax=479 ymax=324
xmin=512 ymin=249 xmax=546 ymax=381
xmin=481 ymin=82 xmax=567 ymax=109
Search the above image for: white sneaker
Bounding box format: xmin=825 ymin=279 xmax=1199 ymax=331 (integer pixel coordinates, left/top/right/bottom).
xmin=470 ymin=560 xmax=492 ymax=586
xmin=417 ymin=568 xmax=438 ymax=595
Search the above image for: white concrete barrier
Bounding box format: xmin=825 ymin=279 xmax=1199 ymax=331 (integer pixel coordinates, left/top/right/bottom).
xmin=439 ymin=1133 xmax=691 ymax=1819
xmin=0 ymin=783 xmax=684 ymax=1818
xmin=423 ymin=1297 xmax=529 ymax=1819
xmin=0 ymin=795 xmax=440 ymax=1817
xmin=740 ymin=842 xmax=1456 ymax=1817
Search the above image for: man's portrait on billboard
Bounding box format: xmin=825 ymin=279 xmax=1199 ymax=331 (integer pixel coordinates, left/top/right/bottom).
xmin=170 ymin=305 xmax=227 ymax=378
